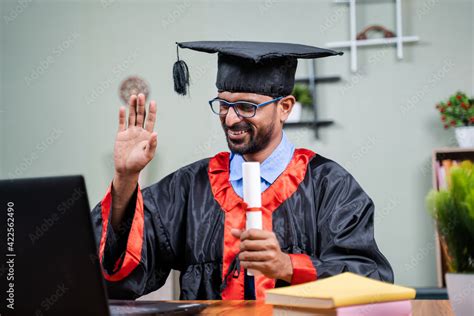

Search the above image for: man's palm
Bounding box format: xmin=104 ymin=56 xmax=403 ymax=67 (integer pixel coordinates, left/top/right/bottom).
xmin=114 ymin=94 xmax=157 ymax=177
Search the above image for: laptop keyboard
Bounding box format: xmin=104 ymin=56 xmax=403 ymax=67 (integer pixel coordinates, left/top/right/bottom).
xmin=110 ymin=305 xmax=162 ymax=315
xmin=109 ymin=302 xmax=206 ymax=315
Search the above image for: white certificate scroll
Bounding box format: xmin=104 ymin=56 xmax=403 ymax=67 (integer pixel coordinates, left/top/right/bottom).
xmin=242 ymin=162 xmax=262 ymax=276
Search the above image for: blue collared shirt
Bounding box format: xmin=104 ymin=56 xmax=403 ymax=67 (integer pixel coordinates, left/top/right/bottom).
xmin=229 ymin=132 xmax=295 ymax=198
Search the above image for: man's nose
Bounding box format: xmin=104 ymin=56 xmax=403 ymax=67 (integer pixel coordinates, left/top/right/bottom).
xmin=225 ymin=106 xmax=242 ymax=126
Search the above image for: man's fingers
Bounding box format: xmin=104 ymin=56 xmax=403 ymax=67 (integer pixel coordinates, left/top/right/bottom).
xmin=145 ymin=132 xmax=158 ymax=158
xmin=231 ymin=228 xmax=242 ymax=238
xmin=240 ymin=261 xmax=269 ymax=272
xmin=239 ymin=239 xmax=274 ymax=252
xmin=240 ymin=229 xmax=272 ymax=241
xmin=136 ymin=93 xmax=146 ymax=127
xmin=239 ymin=250 xmax=275 ymax=262
xmin=118 ymin=106 xmax=126 ymax=132
xmin=128 ymin=94 xmax=137 ymax=127
xmin=145 ymin=100 xmax=157 ymax=133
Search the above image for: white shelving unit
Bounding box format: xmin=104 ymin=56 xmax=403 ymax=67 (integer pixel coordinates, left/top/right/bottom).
xmin=326 ymin=0 xmax=419 ymax=72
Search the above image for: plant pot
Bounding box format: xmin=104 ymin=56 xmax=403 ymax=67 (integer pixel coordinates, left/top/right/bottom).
xmin=286 ymin=102 xmax=302 ymax=123
xmin=454 ymin=126 xmax=474 ymax=148
xmin=445 ymin=273 xmax=474 ymax=316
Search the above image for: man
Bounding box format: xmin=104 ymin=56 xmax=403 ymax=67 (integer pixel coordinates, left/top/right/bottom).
xmin=91 ymin=41 xmax=393 ymax=300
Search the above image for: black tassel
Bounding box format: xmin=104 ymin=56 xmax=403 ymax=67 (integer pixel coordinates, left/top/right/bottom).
xmin=173 ymin=45 xmax=190 ymax=95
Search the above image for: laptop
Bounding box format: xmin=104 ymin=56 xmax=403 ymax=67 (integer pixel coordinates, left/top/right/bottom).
xmin=0 ymin=175 xmax=207 ymax=315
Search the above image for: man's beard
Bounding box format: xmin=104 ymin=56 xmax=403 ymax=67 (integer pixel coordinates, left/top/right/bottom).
xmin=222 ymin=120 xmax=275 ymax=155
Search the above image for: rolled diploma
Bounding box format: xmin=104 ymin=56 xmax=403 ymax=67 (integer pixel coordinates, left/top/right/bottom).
xmin=243 ymin=162 xmax=262 ymax=276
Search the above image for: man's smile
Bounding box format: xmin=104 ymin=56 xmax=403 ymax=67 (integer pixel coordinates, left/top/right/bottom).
xmin=227 ymin=129 xmax=250 ymax=141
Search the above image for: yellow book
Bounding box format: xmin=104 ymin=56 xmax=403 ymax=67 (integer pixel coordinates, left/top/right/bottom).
xmin=265 ymin=272 xmax=416 ymax=309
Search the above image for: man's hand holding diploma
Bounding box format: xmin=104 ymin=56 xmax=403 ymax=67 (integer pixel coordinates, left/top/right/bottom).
xmin=231 ymin=228 xmax=293 ymax=283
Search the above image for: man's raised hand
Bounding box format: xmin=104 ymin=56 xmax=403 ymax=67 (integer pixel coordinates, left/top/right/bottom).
xmin=114 ymin=93 xmax=157 ymax=178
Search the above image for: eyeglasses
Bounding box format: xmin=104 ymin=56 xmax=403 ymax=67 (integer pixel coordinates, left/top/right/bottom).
xmin=208 ymin=96 xmax=283 ymax=118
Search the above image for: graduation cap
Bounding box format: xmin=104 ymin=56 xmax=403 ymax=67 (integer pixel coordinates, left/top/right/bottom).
xmin=173 ymin=41 xmax=343 ymax=97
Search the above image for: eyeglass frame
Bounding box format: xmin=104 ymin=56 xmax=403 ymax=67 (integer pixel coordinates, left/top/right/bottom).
xmin=208 ymin=96 xmax=284 ymax=118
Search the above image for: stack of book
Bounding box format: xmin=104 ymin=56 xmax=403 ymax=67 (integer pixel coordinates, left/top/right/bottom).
xmin=265 ymin=273 xmax=416 ymax=316
xmin=435 ymin=159 xmax=462 ymax=190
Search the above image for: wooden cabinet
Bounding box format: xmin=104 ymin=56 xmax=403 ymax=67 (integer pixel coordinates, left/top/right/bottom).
xmin=431 ymin=147 xmax=474 ymax=287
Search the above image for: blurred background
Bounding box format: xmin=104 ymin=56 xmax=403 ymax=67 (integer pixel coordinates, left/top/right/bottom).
xmin=1 ymin=0 xmax=472 ymax=299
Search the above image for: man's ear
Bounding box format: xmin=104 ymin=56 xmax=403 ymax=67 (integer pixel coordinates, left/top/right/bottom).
xmin=278 ymin=95 xmax=296 ymax=123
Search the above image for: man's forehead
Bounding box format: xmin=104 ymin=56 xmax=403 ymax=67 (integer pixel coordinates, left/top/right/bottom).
xmin=217 ymin=91 xmax=271 ymax=103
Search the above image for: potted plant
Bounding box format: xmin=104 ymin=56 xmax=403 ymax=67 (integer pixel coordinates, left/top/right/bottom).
xmin=426 ymin=161 xmax=474 ymax=315
xmin=435 ymin=91 xmax=474 ymax=148
xmin=287 ymin=83 xmax=313 ymax=123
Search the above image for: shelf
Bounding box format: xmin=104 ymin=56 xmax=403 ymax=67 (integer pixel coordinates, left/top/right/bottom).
xmin=433 ymin=147 xmax=474 ymax=154
xmin=325 ymin=0 xmax=419 ymax=72
xmin=334 ymin=0 xmax=394 ymax=3
xmin=433 ymin=148 xmax=474 ymax=165
xmin=284 ymin=120 xmax=335 ymax=128
xmin=295 ymin=76 xmax=341 ymax=84
xmin=326 ymin=36 xmax=419 ymax=49
xmin=289 ymin=61 xmax=339 ymax=138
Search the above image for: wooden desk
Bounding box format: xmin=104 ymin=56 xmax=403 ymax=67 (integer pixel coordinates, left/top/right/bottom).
xmin=189 ymin=300 xmax=454 ymax=315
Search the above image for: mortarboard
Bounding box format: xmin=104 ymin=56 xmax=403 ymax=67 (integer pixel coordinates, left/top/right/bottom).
xmin=173 ymin=41 xmax=343 ymax=97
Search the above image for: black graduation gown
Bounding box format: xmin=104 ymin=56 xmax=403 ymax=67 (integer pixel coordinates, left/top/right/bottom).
xmin=90 ymin=149 xmax=393 ymax=300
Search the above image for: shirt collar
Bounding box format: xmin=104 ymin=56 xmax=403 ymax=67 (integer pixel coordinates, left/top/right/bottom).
xmin=229 ymin=132 xmax=295 ymax=183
